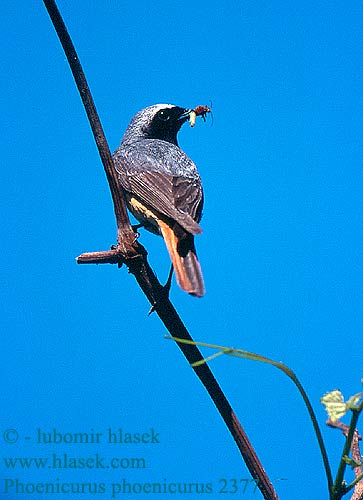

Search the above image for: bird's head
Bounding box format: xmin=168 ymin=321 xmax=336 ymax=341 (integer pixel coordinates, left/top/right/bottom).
xmin=121 ymin=104 xmax=192 ymax=146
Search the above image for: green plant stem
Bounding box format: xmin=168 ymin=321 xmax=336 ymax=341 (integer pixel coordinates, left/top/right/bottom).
xmin=333 ymin=409 xmax=361 ymax=499
xmin=345 ymin=471 xmax=363 ymax=494
xmin=167 ymin=336 xmax=334 ymax=496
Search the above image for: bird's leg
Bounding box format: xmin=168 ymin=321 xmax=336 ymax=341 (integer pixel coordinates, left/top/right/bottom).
xmin=148 ymin=265 xmax=174 ymax=316
xmin=111 ymin=223 xmax=142 ymax=247
xmin=129 ymin=223 xmax=145 ymax=245
xmin=164 ymin=264 xmax=174 ymax=294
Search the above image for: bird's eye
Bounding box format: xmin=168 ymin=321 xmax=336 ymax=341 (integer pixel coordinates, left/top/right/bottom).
xmin=157 ymin=109 xmax=171 ymax=121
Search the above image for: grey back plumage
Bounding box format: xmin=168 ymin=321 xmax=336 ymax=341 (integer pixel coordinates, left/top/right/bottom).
xmin=113 ymin=104 xmax=204 ymax=233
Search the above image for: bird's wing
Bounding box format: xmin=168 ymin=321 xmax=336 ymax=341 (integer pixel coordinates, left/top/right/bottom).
xmin=113 ymin=151 xmax=203 ymax=235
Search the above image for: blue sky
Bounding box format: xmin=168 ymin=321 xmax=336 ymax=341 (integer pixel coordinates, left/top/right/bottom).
xmin=1 ymin=1 xmax=362 ymax=499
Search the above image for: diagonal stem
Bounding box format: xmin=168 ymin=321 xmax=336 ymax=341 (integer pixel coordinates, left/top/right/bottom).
xmin=42 ymin=2 xmax=279 ymax=498
xmin=42 ymin=0 xmax=136 ymax=255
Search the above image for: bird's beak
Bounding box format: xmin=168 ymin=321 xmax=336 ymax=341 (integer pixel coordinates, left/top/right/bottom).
xmin=178 ymin=108 xmax=193 ymax=122
xmin=178 ymin=108 xmax=197 ymax=127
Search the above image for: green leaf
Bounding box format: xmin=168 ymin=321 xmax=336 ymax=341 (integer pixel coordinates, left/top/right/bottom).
xmin=320 ymin=390 xmax=347 ymax=422
xmin=346 ymin=392 xmax=363 ymax=411
xmin=321 ymin=390 xmax=363 ymax=421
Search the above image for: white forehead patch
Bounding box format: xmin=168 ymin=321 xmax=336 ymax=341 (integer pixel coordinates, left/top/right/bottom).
xmin=149 ymin=103 xmax=176 ymax=112
xmin=154 ymin=103 xmax=175 ymax=108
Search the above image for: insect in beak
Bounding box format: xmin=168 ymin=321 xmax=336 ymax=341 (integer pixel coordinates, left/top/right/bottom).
xmin=189 ymin=110 xmax=197 ymax=127
xmin=187 ymin=105 xmax=211 ymax=127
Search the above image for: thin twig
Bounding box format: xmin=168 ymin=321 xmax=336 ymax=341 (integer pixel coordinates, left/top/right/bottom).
xmin=42 ymin=2 xmax=279 ymax=499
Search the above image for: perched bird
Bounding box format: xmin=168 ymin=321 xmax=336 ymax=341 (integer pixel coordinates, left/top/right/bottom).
xmin=112 ymin=103 xmax=208 ymax=297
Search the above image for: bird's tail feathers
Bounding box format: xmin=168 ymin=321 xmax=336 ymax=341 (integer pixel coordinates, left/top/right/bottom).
xmin=158 ymin=220 xmax=205 ymax=297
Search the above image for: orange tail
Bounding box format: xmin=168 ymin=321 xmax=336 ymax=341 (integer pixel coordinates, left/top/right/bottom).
xmin=158 ymin=220 xmax=205 ymax=297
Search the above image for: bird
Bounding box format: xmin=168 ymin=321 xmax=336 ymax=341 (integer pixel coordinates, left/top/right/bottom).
xmin=112 ymin=103 xmax=207 ymax=297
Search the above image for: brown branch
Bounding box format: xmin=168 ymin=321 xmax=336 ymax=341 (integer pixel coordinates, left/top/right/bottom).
xmin=42 ymin=0 xmax=135 ymax=256
xmin=43 ymin=2 xmax=279 ymax=499
xmin=76 ymin=249 xmax=123 ymax=265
